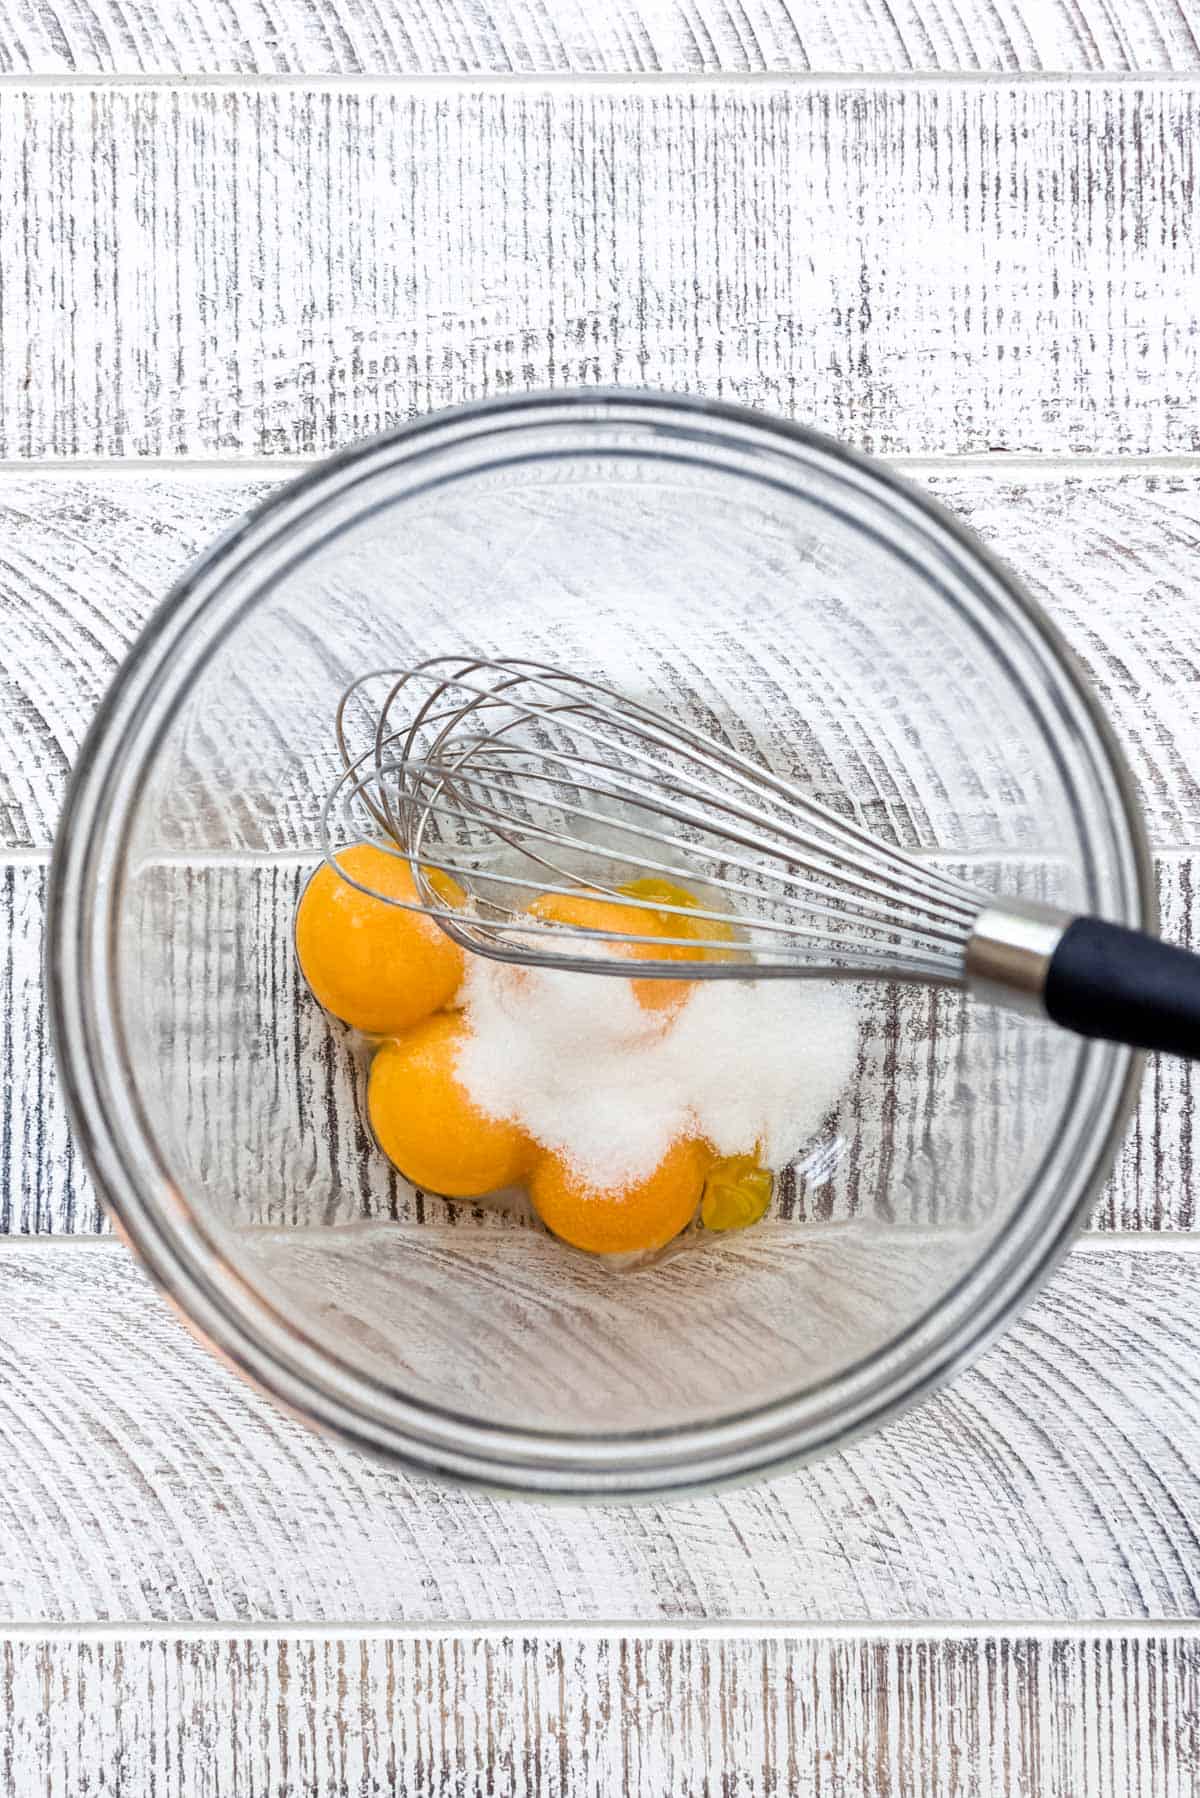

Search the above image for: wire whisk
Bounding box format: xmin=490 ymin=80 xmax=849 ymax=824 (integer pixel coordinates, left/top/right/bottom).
xmin=320 ymin=655 xmax=1200 ymax=1059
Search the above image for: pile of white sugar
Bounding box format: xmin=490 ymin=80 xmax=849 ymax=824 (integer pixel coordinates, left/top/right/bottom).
xmin=454 ymin=956 xmax=861 ymax=1192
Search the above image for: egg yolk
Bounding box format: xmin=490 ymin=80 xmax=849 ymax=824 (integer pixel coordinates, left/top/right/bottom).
xmin=296 ymin=841 xmax=465 ymax=1036
xmin=368 ymin=1013 xmax=532 ymax=1197
xmin=530 ymin=1137 xmax=710 ymax=1255
xmin=529 ymin=888 xmax=708 ymax=1014
xmin=617 ymin=876 xmax=738 ymax=962
xmin=700 ymin=1153 xmax=774 ymax=1232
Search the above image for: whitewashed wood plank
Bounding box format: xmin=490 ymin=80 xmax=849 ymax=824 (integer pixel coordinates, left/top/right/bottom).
xmin=2 ymin=472 xmax=1199 ymax=1232
xmin=0 ymin=863 xmax=98 ymax=1233
xmin=3 ymin=0 xmax=1200 ymax=74
xmin=3 ymin=1630 xmax=1198 ymax=1796
xmin=3 ymin=470 xmax=1200 ymax=855
xmin=0 ymin=1244 xmax=1196 ymax=1621
xmin=0 ymin=477 xmax=268 ymax=852
xmin=125 ymin=854 xmax=1059 ymax=1240
xmin=0 ymin=85 xmax=1196 ymax=459
xmin=0 ymin=856 xmax=1058 ymax=1234
xmin=926 ymin=472 xmax=1200 ymax=855
xmin=1 ymin=852 xmax=1188 ymax=1234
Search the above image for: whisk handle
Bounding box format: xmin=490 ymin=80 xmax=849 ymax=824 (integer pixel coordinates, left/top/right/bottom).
xmin=1045 ymin=917 xmax=1200 ymax=1060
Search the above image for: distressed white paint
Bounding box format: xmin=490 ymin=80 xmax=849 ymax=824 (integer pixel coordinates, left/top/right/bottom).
xmin=1 ymin=34 xmax=1199 ymax=1790
xmin=3 ymin=0 xmax=1200 ymax=74
xmin=0 ymin=1244 xmax=1197 ymax=1622
xmin=0 ymin=85 xmax=1197 ymax=459
xmin=4 ymin=853 xmax=1188 ymax=1235
xmin=0 ymin=477 xmax=266 ymax=851
xmin=3 ymin=1630 xmax=1198 ymax=1795
xmin=0 ymin=865 xmax=96 ymax=1234
xmin=7 ymin=469 xmax=1200 ymax=853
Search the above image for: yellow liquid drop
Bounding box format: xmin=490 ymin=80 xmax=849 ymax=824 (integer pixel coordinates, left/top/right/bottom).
xmin=701 ymin=1154 xmax=774 ymax=1232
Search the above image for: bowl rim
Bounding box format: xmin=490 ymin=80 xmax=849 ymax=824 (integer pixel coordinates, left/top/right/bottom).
xmin=47 ymin=388 xmax=1151 ymax=1499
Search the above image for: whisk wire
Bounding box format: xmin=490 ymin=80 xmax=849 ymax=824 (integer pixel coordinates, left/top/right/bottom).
xmin=410 ymin=755 xmax=976 ymax=958
xmin=417 ymin=741 xmax=978 ymax=935
xmin=323 ymin=656 xmax=983 ymax=983
xmin=438 ymin=661 xmax=982 ymax=914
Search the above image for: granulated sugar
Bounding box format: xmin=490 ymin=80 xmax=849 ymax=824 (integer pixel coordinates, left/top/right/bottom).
xmin=455 ymin=956 xmax=861 ymax=1192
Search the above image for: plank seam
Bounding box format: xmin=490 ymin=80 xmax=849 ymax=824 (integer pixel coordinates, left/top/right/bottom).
xmin=1 ymin=70 xmax=1200 ymax=91
xmin=3 ymin=1619 xmax=1200 ymax=1643
xmin=8 ymin=848 xmax=1200 ymax=870
xmin=6 ymin=454 xmax=1200 ymax=479
xmin=3 ymin=1231 xmax=1200 ymax=1250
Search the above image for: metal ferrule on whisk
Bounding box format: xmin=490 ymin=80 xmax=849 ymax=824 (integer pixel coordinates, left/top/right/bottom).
xmin=964 ymin=901 xmax=1073 ymax=1015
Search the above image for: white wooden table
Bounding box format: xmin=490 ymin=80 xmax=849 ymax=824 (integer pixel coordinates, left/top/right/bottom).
xmin=2 ymin=1 xmax=1200 ymax=1790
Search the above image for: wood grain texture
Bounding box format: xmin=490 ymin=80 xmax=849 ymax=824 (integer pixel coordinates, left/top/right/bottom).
xmin=124 ymin=852 xmax=1060 ymax=1250
xmin=926 ymin=472 xmax=1200 ymax=855
xmin=3 ymin=1630 xmax=1199 ymax=1796
xmin=1 ymin=851 xmax=1173 ymax=1236
xmin=0 ymin=45 xmax=1192 ymax=1791
xmin=0 ymin=84 xmax=1197 ymax=459
xmin=4 ymin=470 xmax=1200 ymax=855
xmin=0 ymin=476 xmax=265 ymax=851
xmin=3 ymin=0 xmax=1200 ymax=75
xmin=0 ymin=1244 xmax=1197 ymax=1622
xmin=0 ymin=864 xmax=97 ymax=1233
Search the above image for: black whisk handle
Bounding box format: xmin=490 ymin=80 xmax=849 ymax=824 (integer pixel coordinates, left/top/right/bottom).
xmin=1044 ymin=917 xmax=1200 ymax=1060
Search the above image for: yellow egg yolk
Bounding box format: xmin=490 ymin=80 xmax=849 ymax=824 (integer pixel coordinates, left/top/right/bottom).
xmin=617 ymin=876 xmax=738 ymax=962
xmin=530 ymin=1137 xmax=710 ymax=1255
xmin=368 ymin=1013 xmax=533 ymax=1197
xmin=296 ymin=841 xmax=465 ymax=1036
xmin=528 ymin=884 xmax=734 ymax=1014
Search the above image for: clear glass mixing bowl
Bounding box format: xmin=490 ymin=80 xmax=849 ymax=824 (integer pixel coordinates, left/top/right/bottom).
xmin=49 ymin=392 xmax=1149 ymax=1498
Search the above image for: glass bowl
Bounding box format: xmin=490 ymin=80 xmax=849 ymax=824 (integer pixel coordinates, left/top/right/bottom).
xmin=49 ymin=391 xmax=1149 ymax=1498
